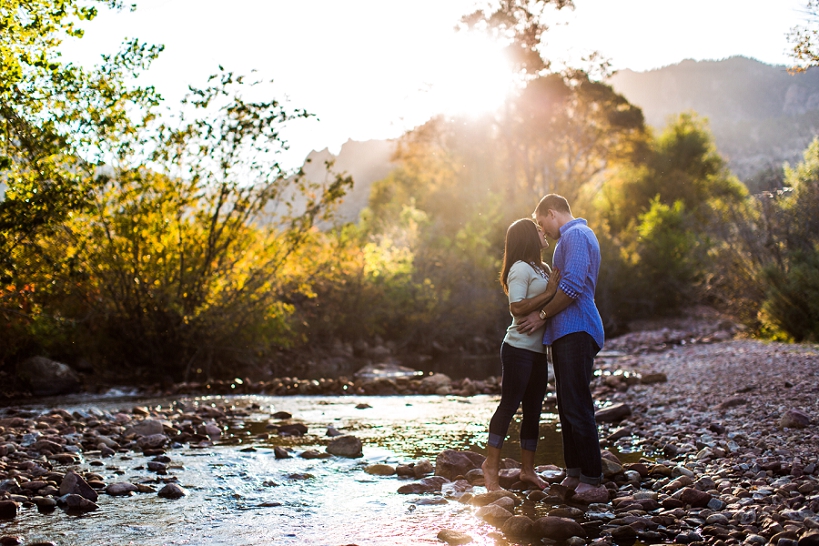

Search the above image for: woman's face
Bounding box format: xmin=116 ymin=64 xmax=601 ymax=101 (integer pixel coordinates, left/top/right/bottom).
xmin=536 ymin=223 xmax=549 ymax=249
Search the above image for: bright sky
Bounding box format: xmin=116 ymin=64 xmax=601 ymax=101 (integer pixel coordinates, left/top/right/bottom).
xmin=59 ymin=0 xmax=809 ymax=169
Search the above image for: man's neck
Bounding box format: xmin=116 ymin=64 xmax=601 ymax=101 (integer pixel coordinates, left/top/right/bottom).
xmin=556 ymin=213 xmax=575 ymax=231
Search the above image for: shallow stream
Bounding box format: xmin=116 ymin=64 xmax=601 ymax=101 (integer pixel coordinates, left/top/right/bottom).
xmin=0 ymin=394 xmax=582 ymax=545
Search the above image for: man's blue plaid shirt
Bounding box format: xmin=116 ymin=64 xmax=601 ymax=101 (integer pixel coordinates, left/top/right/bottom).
xmin=542 ymin=218 xmax=605 ymax=350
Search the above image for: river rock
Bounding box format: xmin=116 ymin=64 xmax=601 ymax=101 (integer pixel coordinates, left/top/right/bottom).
xmin=640 ymin=372 xmax=668 ymax=384
xmin=502 ymin=515 xmax=536 ymax=538
xmin=326 ymin=435 xmax=363 ymax=458
xmin=595 ymin=403 xmax=631 ymax=423
xmin=470 ymin=490 xmax=519 ymax=506
xmin=59 ymin=470 xmax=98 ymax=502
xmin=534 ymin=516 xmax=586 ymax=540
xmin=414 ymin=459 xmax=434 ymax=478
xmin=780 ymin=409 xmax=810 ymax=429
xmin=799 ymin=531 xmax=819 ymax=546
xmin=106 ymin=482 xmax=138 ymax=496
xmin=58 ymin=493 xmax=98 ymax=512
xmin=0 ymin=500 xmax=18 ymax=518
xmin=277 ymin=423 xmax=308 ymax=436
xmin=14 ymin=356 xmax=81 ymax=396
xmin=137 ymin=433 xmax=168 ymax=450
xmin=434 ymin=449 xmax=485 ymax=480
xmin=365 ymin=464 xmax=396 ymax=476
xmin=157 ymin=483 xmax=187 ymax=499
xmin=123 ymin=419 xmax=164 ymax=437
xmin=476 ymin=504 xmax=512 ymax=526
xmin=421 ymin=373 xmax=451 ymax=392
xmin=679 ymin=486 xmax=711 ymax=507
xmin=273 ymin=446 xmax=291 ymax=459
xmin=601 ymin=458 xmax=624 ymax=478
xmin=437 ymin=529 xmax=473 ymax=544
xmin=0 ymin=537 xmax=21 ymax=546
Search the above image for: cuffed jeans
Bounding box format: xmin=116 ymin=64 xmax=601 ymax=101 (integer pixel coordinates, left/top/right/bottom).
xmin=552 ymin=331 xmax=603 ymax=485
xmin=488 ymin=342 xmax=549 ymax=452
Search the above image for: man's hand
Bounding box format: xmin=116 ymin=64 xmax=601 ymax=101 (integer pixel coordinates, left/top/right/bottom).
xmin=516 ymin=311 xmax=546 ymax=335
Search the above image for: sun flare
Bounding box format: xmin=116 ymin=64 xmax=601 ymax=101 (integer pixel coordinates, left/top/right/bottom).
xmin=436 ymin=33 xmax=518 ymax=118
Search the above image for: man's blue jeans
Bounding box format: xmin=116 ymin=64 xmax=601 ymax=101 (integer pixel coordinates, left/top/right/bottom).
xmin=487 ymin=342 xmax=549 ymax=452
xmin=552 ymin=331 xmax=602 ymax=485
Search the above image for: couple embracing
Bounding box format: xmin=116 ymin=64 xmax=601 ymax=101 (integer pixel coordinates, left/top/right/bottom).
xmin=482 ymin=193 xmax=608 ymax=505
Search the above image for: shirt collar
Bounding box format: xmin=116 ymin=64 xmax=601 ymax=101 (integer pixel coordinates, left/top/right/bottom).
xmin=559 ymin=217 xmax=587 ymax=237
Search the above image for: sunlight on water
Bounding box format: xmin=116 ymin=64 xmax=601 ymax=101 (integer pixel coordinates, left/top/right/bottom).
xmin=0 ymin=394 xmax=592 ymax=545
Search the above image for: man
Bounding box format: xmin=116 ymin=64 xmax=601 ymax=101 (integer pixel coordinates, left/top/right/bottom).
xmin=517 ymin=193 xmax=607 ymax=503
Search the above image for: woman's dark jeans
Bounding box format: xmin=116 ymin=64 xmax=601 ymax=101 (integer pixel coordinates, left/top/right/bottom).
xmin=488 ymin=342 xmax=550 ymax=452
xmin=552 ymin=331 xmax=602 ymax=485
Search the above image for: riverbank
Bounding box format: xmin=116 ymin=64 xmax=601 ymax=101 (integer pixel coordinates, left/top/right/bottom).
xmin=0 ymin=312 xmax=817 ymax=545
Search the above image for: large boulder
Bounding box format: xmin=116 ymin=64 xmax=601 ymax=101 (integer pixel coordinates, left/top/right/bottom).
xmin=435 ymin=449 xmax=485 ymax=480
xmin=15 ymin=356 xmax=81 ymax=396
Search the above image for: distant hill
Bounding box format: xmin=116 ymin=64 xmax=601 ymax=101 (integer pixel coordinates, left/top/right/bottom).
xmin=608 ymin=56 xmax=819 ymax=185
xmin=299 ymin=57 xmax=819 ymax=221
xmin=302 ymin=139 xmax=396 ymax=226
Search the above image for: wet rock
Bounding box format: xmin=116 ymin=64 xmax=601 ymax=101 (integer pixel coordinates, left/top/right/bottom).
xmin=420 ymin=373 xmax=451 ymax=393
xmin=502 ymin=515 xmax=536 ymax=539
xmin=326 ymin=435 xmax=363 ymax=458
xmin=365 ymin=464 xmax=396 ymax=476
xmin=476 ymin=504 xmax=512 ymax=526
xmin=601 ymin=458 xmax=624 ymax=478
xmin=412 ymin=496 xmax=448 ymax=505
xmin=123 ymin=419 xmax=164 ymax=437
xmin=326 ymin=425 xmax=343 ymax=437
xmin=137 ymin=433 xmax=168 ymax=450
xmin=413 ymin=459 xmax=434 ymax=478
xmin=32 ymin=497 xmax=57 ymax=510
xmin=534 ymin=516 xmax=586 ymax=540
xmin=0 ymin=536 xmax=22 ymax=545
xmin=157 ymin=483 xmax=187 ymax=499
xmin=106 ymin=482 xmax=139 ymax=496
xmin=799 ymin=531 xmax=819 ymax=546
xmin=437 ymin=529 xmax=473 ymax=545
xmin=355 ymin=403 xmax=372 ymax=409
xmin=490 ymin=496 xmax=516 ymax=511
xmin=59 ymin=470 xmax=98 ymax=502
xmin=273 ymin=446 xmax=291 ymax=459
xmin=271 ymin=411 xmax=292 ymax=419
xmin=277 ymin=423 xmax=308 ymax=436
xmin=300 ymin=449 xmax=331 ymax=459
xmin=434 ymin=449 xmax=485 ymax=480
xmin=679 ymin=487 xmax=711 ymax=507
xmin=0 ymin=501 xmax=18 ymax=519
xmin=397 ymin=476 xmax=448 ymax=494
xmin=15 ymin=356 xmax=81 ymax=396
xmin=58 ymin=493 xmax=98 ymax=512
xmin=595 ymin=403 xmax=631 ymax=423
xmin=470 ymin=490 xmax=519 ymax=506
xmin=780 ymin=409 xmax=810 ymax=429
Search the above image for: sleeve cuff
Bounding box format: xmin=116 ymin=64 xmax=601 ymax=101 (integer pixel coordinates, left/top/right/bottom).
xmin=559 ymin=280 xmax=580 ymax=299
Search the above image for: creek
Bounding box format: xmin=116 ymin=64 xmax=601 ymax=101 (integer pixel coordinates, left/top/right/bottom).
xmin=0 ymin=393 xmax=593 ymax=545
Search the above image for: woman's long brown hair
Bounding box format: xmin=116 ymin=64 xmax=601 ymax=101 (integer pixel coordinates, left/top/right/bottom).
xmin=500 ymin=218 xmax=545 ymax=294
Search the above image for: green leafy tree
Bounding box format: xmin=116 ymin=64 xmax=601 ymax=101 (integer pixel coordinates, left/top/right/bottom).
xmin=788 ymin=0 xmax=819 ymax=71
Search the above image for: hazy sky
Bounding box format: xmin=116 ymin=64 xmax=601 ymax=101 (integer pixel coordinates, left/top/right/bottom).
xmin=60 ymin=0 xmax=809 ymax=168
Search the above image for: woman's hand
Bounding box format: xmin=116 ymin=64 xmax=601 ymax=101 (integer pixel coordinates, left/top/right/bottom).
xmin=545 ymin=267 xmax=561 ymax=297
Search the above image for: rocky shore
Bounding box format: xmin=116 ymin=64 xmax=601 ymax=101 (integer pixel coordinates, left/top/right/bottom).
xmin=0 ymin=314 xmax=816 ymax=545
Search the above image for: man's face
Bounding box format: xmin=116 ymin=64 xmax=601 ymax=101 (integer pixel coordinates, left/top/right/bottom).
xmin=535 ymin=211 xmax=560 ymax=240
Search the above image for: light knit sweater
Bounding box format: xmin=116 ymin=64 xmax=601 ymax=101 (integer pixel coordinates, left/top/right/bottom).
xmin=503 ymin=260 xmax=549 ymax=354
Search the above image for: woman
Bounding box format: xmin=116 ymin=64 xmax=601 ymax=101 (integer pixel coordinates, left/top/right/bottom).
xmin=482 ymin=218 xmax=560 ymax=491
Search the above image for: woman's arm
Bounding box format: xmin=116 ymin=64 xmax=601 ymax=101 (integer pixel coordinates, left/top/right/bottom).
xmin=509 ymin=268 xmax=561 ymax=317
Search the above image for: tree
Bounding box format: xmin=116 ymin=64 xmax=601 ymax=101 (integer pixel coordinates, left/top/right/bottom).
xmin=789 ymin=0 xmax=819 ymax=71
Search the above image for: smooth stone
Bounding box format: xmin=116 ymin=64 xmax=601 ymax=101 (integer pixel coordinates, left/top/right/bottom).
xmin=0 ymin=501 xmax=18 ymax=518
xmin=59 ymin=470 xmax=98 ymax=502
xmin=680 ymin=487 xmax=712 ymax=507
xmin=434 ymin=449 xmax=485 ymax=480
xmin=535 ymin=516 xmax=586 ymax=541
xmin=502 ymin=515 xmax=536 ymax=539
xmin=123 ymin=419 xmax=164 ymax=437
xmin=300 ymin=449 xmax=331 ymax=459
xmin=595 ymin=403 xmax=632 ymax=423
xmin=470 ymin=490 xmax=519 ymax=506
xmin=437 ymin=529 xmax=473 ymax=545
xmin=273 ymin=446 xmax=291 ymax=459
xmin=157 ymin=483 xmax=187 ymax=499
xmin=271 ymin=411 xmax=292 ymax=419
xmin=326 ymin=435 xmax=363 ymax=458
xmin=780 ymin=409 xmax=810 ymax=429
xmin=475 ymin=504 xmax=512 ymax=526
xmin=106 ymin=482 xmax=139 ymax=496
xmin=798 ymin=531 xmax=819 ymax=546
xmin=365 ymin=464 xmax=396 ymax=476
xmin=58 ymin=493 xmax=98 ymax=512
xmin=413 ymin=459 xmax=434 ymax=478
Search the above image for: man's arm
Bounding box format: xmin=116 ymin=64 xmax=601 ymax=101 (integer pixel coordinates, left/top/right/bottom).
xmin=515 ymin=289 xmax=574 ymax=334
xmin=509 ymin=268 xmax=560 ymax=317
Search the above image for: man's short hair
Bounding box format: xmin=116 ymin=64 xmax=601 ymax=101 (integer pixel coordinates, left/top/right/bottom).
xmin=534 ymin=194 xmax=571 ymax=216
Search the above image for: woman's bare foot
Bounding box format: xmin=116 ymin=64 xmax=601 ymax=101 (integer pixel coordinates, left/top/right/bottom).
xmin=560 ymin=476 xmax=580 ymax=489
xmin=481 ymin=458 xmax=502 ymax=491
xmin=520 ymin=468 xmax=547 ymax=490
